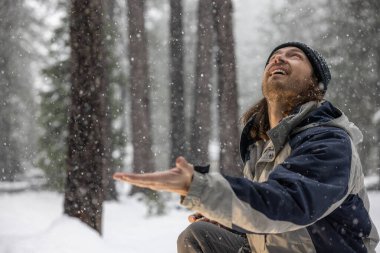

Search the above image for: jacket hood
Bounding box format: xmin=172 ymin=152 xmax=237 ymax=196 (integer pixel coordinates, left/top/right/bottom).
xmin=239 ymin=100 xmax=363 ymax=162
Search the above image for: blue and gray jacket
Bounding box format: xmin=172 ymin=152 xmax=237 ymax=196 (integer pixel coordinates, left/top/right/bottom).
xmin=181 ymin=100 xmax=379 ymax=253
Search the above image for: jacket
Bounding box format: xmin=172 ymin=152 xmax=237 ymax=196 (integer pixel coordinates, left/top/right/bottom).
xmin=181 ymin=100 xmax=379 ymax=253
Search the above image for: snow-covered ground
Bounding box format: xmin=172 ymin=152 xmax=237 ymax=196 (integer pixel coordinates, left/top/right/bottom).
xmin=0 ymin=189 xmax=379 ymax=253
xmin=0 ymin=189 xmax=191 ymax=253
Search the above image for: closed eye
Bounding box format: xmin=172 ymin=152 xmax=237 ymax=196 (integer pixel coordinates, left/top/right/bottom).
xmin=289 ymin=53 xmax=303 ymax=60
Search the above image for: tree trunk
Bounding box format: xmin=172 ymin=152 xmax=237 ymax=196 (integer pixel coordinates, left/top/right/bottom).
xmin=169 ymin=0 xmax=186 ymax=166
xmin=189 ymin=0 xmax=214 ymax=165
xmin=213 ymin=0 xmax=242 ymax=176
xmin=0 ymin=0 xmax=23 ymax=181
xmin=101 ymin=0 xmax=117 ymax=201
xmin=127 ymin=0 xmax=155 ymax=195
xmin=64 ymin=0 xmax=107 ymax=234
xmin=0 ymin=68 xmax=20 ymax=182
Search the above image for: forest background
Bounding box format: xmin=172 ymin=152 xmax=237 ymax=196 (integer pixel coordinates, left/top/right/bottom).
xmin=0 ymin=0 xmax=379 ymax=239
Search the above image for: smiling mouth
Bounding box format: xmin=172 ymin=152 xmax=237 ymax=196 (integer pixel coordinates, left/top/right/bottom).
xmin=270 ymin=69 xmax=287 ymax=76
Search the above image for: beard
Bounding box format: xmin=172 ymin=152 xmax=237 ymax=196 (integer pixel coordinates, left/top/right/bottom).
xmin=262 ymin=74 xmax=323 ymax=115
xmin=262 ymin=75 xmax=315 ymax=102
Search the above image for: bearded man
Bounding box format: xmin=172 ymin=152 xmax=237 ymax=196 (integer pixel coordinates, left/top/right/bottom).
xmin=114 ymin=42 xmax=379 ymax=253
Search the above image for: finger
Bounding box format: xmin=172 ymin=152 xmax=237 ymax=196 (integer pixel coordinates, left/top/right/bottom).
xmin=113 ymin=172 xmax=130 ymax=180
xmin=117 ymin=175 xmax=175 ymax=193
xmin=195 ymin=217 xmax=210 ymax=223
xmin=188 ymin=215 xmax=197 ymax=223
xmin=175 ymin=156 xmax=192 ymax=170
xmin=188 ymin=212 xmax=201 ymax=223
xmin=120 ymin=180 xmax=160 ymax=191
xmin=114 ymin=172 xmax=164 ymax=184
xmin=116 ymin=175 xmax=159 ymax=187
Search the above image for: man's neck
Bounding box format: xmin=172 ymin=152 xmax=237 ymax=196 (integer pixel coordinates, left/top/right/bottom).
xmin=267 ymin=99 xmax=290 ymax=129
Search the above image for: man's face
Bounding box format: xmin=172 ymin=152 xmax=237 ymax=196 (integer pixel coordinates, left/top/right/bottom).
xmin=262 ymin=47 xmax=316 ymax=101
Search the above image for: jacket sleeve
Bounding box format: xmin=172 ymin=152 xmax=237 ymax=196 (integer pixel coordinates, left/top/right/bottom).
xmin=181 ymin=127 xmax=354 ymax=234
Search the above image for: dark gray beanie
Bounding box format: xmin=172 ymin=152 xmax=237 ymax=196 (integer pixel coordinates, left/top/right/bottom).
xmin=265 ymin=42 xmax=331 ymax=91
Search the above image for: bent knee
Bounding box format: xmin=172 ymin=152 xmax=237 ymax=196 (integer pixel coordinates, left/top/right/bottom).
xmin=178 ymin=222 xmax=201 ymax=244
xmin=177 ymin=222 xmax=212 ymax=249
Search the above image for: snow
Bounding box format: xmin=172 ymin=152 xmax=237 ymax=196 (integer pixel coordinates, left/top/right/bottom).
xmin=373 ymin=110 xmax=380 ymax=125
xmin=0 ymin=190 xmax=380 ymax=253
xmin=365 ymin=173 xmax=380 ymax=189
xmin=0 ymin=191 xmax=191 ymax=253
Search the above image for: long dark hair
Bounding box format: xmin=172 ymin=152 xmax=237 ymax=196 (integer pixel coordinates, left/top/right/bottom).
xmin=240 ymin=80 xmax=324 ymax=140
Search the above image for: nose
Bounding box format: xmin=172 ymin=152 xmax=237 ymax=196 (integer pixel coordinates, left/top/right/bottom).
xmin=265 ymin=53 xmax=285 ymax=72
xmin=271 ymin=53 xmax=285 ymax=64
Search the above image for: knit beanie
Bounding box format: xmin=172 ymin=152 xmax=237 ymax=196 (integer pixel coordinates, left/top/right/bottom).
xmin=265 ymin=42 xmax=331 ymax=92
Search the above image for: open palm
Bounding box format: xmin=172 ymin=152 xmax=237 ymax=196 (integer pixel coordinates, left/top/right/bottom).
xmin=113 ymin=156 xmax=194 ymax=196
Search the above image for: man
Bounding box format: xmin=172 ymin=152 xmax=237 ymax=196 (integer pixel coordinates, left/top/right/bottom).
xmin=114 ymin=42 xmax=379 ymax=252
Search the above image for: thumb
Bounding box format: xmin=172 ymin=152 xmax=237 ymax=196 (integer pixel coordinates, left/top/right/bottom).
xmin=176 ymin=156 xmax=192 ymax=170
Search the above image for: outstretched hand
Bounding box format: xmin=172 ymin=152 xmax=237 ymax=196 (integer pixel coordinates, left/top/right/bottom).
xmin=113 ymin=156 xmax=194 ymax=196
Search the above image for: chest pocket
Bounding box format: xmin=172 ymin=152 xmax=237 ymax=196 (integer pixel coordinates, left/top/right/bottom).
xmin=244 ymin=142 xmax=291 ymax=183
xmin=255 ymin=145 xmax=275 ymax=182
xmin=243 ymin=141 xmax=264 ymax=181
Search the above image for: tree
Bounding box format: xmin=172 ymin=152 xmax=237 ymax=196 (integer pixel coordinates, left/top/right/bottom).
xmin=39 ymin=59 xmax=70 ymax=190
xmin=127 ymin=0 xmax=155 ymax=195
xmin=38 ymin=1 xmax=70 ymax=190
xmin=64 ymin=0 xmax=108 ymax=234
xmin=0 ymin=0 xmax=36 ymax=181
xmin=101 ymin=0 xmax=128 ymax=201
xmin=213 ymin=0 xmax=241 ymax=176
xmin=169 ymin=0 xmax=186 ymax=166
xmin=189 ymin=0 xmax=214 ymax=165
xmin=39 ymin=0 xmax=127 ymax=194
xmin=325 ymin=1 xmax=379 ymax=174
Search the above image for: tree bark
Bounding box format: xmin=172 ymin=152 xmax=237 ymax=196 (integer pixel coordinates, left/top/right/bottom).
xmin=127 ymin=0 xmax=155 ymax=195
xmin=213 ymin=0 xmax=242 ymax=176
xmin=101 ymin=0 xmax=117 ymax=201
xmin=169 ymin=0 xmax=186 ymax=166
xmin=189 ymin=0 xmax=214 ymax=165
xmin=64 ymin=0 xmax=107 ymax=234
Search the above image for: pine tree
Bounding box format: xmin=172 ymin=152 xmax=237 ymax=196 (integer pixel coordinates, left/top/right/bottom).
xmin=189 ymin=0 xmax=214 ymax=165
xmin=213 ymin=0 xmax=242 ymax=176
xmin=39 ymin=0 xmax=127 ymax=193
xmin=38 ymin=3 xmax=70 ymax=190
xmin=0 ymin=0 xmax=36 ymax=181
xmin=64 ymin=0 xmax=108 ymax=233
xmin=169 ymin=0 xmax=186 ymax=166
xmin=127 ymin=0 xmax=155 ymax=195
xmin=101 ymin=0 xmax=128 ymax=201
xmin=39 ymin=62 xmax=70 ymax=190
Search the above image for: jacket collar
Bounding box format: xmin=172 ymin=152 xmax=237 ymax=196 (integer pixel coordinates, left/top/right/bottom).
xmin=239 ymin=100 xmax=320 ymax=162
xmin=267 ymin=101 xmax=319 ymax=154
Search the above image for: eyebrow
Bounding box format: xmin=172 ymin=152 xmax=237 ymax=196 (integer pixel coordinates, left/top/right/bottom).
xmin=270 ymin=48 xmax=305 ymax=59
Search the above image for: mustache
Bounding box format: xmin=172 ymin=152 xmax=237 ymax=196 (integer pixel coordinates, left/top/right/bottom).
xmin=266 ymin=62 xmax=289 ymax=72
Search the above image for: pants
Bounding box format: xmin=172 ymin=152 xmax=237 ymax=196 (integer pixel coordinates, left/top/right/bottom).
xmin=177 ymin=221 xmax=251 ymax=253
